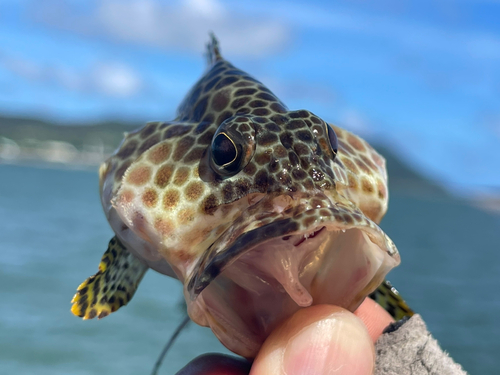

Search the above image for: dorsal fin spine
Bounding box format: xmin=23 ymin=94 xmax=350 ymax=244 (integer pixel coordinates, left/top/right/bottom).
xmin=206 ymin=32 xmax=223 ymax=67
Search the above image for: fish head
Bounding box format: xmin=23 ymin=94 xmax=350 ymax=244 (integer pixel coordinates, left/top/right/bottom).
xmin=98 ymin=41 xmax=397 ymax=357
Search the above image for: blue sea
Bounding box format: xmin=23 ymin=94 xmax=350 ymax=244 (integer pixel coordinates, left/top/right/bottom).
xmin=1 ymin=164 xmax=499 ymax=374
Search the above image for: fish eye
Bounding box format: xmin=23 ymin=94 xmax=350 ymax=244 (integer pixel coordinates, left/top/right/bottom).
xmin=211 ymin=133 xmax=239 ymax=169
xmin=210 ymin=116 xmax=256 ymax=178
xmin=326 ymin=124 xmax=338 ymax=157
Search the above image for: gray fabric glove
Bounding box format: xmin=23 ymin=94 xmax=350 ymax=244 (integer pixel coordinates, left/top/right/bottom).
xmin=375 ymin=314 xmax=467 ymax=375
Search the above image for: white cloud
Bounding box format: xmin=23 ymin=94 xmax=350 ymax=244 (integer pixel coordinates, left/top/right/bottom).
xmin=31 ymin=0 xmax=291 ymax=57
xmin=0 ymin=53 xmax=143 ymax=97
xmin=182 ymin=0 xmax=226 ymax=18
xmin=91 ymin=63 xmax=142 ymax=97
xmin=233 ymin=1 xmax=500 ymax=61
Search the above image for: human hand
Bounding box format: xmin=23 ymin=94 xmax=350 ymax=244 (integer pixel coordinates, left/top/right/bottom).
xmin=176 ymin=298 xmax=394 ymax=375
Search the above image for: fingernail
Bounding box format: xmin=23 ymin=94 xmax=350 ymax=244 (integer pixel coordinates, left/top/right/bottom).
xmin=283 ymin=311 xmax=374 ymax=375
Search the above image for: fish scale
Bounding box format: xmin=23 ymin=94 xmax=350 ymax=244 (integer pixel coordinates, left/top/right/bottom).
xmin=72 ymin=34 xmax=413 ymax=358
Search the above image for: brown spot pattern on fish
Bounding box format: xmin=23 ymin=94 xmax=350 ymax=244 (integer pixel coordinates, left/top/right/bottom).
xmin=141 ymin=189 xmax=158 ymax=208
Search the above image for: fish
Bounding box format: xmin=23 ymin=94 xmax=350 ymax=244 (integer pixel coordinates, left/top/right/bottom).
xmin=71 ymin=34 xmax=413 ymax=358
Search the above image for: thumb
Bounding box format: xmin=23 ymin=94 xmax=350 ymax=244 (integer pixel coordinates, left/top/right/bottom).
xmin=250 ymin=305 xmax=374 ymax=375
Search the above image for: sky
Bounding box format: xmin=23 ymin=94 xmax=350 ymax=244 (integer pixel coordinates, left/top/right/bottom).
xmin=0 ymin=0 xmax=499 ymax=197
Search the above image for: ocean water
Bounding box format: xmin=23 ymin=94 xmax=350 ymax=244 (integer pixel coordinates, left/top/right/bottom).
xmin=1 ymin=164 xmax=499 ymax=374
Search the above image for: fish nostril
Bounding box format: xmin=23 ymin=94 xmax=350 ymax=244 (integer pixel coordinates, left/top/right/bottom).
xmin=282 ymin=235 xmax=291 ymax=241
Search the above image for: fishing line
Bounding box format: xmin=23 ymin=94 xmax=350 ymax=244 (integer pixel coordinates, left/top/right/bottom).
xmin=151 ymin=314 xmax=191 ymax=375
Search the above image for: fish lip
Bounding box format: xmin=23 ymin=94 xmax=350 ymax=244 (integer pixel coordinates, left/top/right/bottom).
xmin=187 ymin=216 xmax=299 ymax=297
xmin=187 ymin=205 xmax=399 ymax=299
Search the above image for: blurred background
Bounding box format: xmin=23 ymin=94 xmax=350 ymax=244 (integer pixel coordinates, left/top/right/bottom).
xmin=1 ymin=0 xmax=499 ymax=374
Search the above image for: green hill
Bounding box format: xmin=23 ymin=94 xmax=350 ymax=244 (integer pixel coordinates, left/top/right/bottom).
xmin=0 ymin=115 xmax=140 ymax=152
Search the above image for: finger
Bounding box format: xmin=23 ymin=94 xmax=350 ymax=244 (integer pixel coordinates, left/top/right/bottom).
xmin=175 ymin=353 xmax=251 ymax=375
xmin=251 ymin=305 xmax=374 ymax=375
xmin=354 ymin=297 xmax=395 ymax=343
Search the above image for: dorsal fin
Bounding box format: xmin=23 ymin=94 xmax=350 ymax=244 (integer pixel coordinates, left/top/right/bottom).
xmin=206 ymin=32 xmax=223 ymax=66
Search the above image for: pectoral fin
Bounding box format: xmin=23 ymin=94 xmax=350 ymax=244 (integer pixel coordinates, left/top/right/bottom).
xmin=370 ymin=279 xmax=414 ymax=321
xmin=71 ymin=236 xmax=148 ymax=320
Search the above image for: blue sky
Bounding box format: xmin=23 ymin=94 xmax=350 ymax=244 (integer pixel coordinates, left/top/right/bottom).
xmin=0 ymin=0 xmax=499 ymax=196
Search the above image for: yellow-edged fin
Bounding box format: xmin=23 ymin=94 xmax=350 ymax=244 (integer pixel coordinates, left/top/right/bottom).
xmin=369 ymin=279 xmax=415 ymax=321
xmin=71 ymin=236 xmax=148 ymax=320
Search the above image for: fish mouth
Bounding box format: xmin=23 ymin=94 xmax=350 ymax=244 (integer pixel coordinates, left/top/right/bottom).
xmin=185 ymin=194 xmax=400 ymax=357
